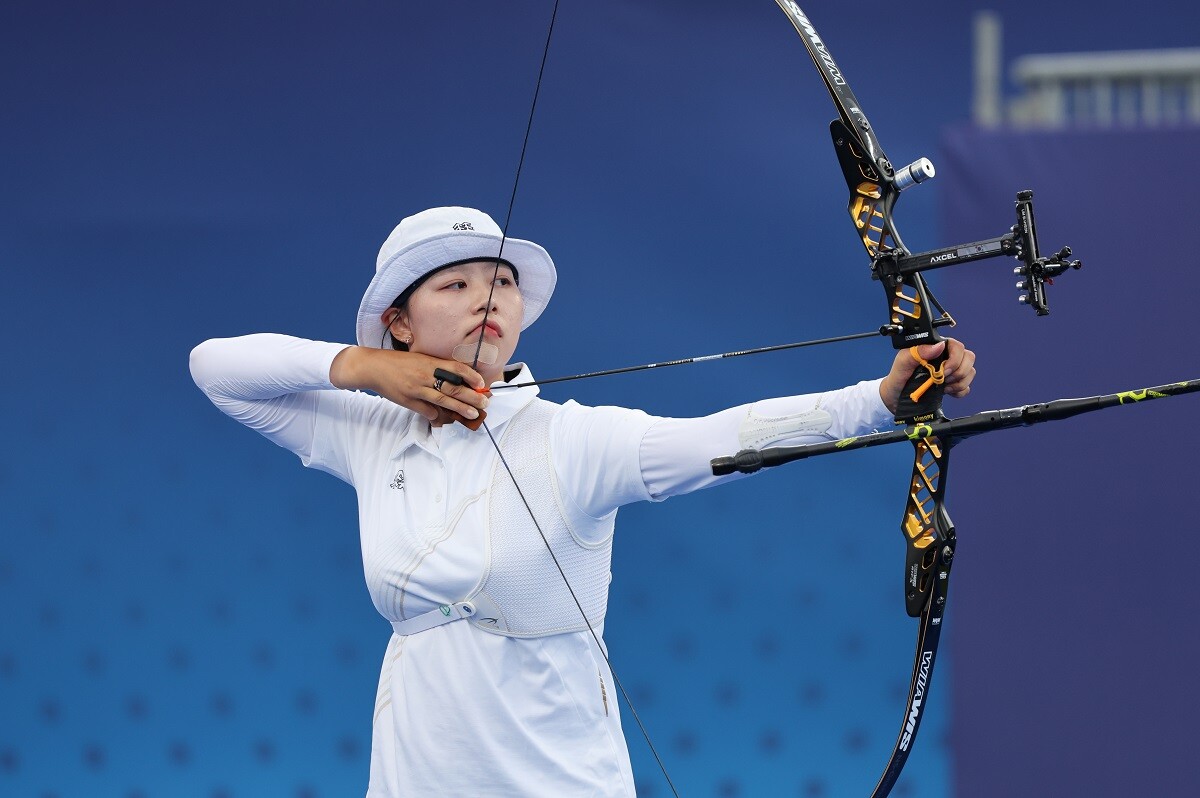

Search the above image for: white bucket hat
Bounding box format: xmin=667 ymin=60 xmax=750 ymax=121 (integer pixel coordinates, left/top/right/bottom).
xmin=356 ymin=206 xmax=557 ymax=348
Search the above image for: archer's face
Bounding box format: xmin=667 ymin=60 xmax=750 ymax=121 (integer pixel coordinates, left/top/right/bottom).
xmin=391 ymin=260 xmax=523 ymax=382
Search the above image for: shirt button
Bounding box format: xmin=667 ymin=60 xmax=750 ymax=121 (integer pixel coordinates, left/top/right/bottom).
xmin=434 ymin=494 xmax=443 ymax=503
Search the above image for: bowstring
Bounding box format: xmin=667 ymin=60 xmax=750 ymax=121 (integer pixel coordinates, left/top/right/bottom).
xmin=469 ymin=2 xmax=681 ymax=795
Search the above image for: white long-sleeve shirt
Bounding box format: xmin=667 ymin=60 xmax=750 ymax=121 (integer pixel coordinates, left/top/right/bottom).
xmin=189 ymin=333 xmax=892 ymax=797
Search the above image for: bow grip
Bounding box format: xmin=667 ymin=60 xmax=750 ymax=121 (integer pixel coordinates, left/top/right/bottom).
xmin=894 ymin=345 xmax=949 ymax=424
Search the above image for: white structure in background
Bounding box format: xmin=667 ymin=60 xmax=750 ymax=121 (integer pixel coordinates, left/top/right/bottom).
xmin=973 ymin=11 xmax=1200 ymax=129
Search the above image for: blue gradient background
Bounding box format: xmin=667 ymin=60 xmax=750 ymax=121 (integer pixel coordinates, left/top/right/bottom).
xmin=2 ymin=2 xmax=1197 ymax=797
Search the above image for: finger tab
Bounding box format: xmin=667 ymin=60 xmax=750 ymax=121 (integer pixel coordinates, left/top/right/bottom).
xmin=455 ymin=409 xmax=487 ymax=431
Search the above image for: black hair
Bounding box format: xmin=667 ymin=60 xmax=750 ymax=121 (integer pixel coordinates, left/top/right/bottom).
xmin=382 ymin=258 xmax=519 ymax=351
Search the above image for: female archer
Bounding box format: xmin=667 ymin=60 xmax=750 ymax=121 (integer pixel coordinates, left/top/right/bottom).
xmin=190 ymin=205 xmax=975 ymax=796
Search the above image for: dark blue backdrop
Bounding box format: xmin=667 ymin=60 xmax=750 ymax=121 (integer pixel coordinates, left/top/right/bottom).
xmin=2 ymin=2 xmax=1196 ymax=797
xmin=940 ymin=126 xmax=1200 ymax=797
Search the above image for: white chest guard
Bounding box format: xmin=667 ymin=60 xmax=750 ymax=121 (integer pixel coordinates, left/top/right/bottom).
xmin=390 ymin=399 xmax=614 ymax=638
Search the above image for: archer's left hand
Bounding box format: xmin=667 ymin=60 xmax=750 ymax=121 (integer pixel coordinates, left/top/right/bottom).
xmin=879 ymin=338 xmax=976 ymax=415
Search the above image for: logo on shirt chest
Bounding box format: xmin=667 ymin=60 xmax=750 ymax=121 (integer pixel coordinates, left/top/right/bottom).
xmin=389 ymin=470 xmax=405 ymax=490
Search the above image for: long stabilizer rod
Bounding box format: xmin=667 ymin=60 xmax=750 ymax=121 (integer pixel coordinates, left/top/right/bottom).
xmin=713 ymin=378 xmax=1200 ymax=475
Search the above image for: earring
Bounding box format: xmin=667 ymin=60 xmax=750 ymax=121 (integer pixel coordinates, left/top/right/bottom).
xmin=401 ymin=335 xmax=412 ymax=346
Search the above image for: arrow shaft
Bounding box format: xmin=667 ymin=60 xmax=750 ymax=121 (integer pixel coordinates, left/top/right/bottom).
xmin=494 ymin=329 xmax=883 ymax=390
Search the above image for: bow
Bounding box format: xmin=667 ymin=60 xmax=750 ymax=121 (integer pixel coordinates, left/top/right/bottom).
xmin=705 ymin=4 xmax=1200 ymax=797
xmin=767 ymin=5 xmax=992 ymax=792
xmin=714 ymin=3 xmax=1077 ymax=794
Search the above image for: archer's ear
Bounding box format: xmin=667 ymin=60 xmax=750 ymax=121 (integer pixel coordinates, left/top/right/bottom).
xmin=381 ymin=307 xmax=412 ymax=342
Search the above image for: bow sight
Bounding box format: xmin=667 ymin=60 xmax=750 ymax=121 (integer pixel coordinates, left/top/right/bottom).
xmin=826 ymin=112 xmax=1081 ymax=335
xmin=870 ymin=186 xmax=1083 ymax=321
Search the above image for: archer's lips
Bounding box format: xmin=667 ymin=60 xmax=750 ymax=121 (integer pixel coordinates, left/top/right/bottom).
xmin=469 ymin=321 xmax=503 ymax=339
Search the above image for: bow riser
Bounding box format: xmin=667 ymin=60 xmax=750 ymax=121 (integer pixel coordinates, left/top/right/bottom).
xmin=830 ymin=119 xmax=905 ymax=258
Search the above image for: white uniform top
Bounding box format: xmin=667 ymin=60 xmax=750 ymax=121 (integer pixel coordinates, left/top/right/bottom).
xmin=189 ymin=333 xmax=893 ymax=797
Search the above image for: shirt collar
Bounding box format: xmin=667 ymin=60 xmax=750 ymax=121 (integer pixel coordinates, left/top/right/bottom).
xmin=391 ymin=363 xmax=541 ymax=459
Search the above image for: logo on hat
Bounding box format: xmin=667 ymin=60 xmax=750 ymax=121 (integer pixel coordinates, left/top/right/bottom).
xmin=452 ymin=222 xmax=475 ymax=231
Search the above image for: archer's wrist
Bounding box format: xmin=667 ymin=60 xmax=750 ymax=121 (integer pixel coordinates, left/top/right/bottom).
xmin=330 ymin=345 xmax=377 ymax=392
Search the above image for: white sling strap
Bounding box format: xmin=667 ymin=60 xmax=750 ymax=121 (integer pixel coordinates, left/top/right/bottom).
xmin=390 ymin=601 xmax=477 ymax=636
